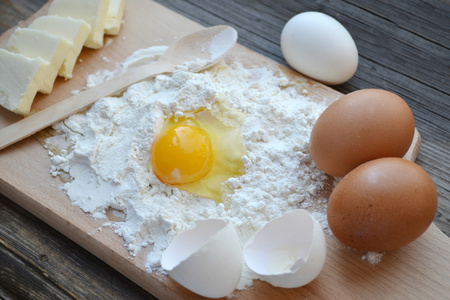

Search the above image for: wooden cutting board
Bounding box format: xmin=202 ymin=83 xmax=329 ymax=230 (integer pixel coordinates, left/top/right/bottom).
xmin=0 ymin=1 xmax=448 ymax=299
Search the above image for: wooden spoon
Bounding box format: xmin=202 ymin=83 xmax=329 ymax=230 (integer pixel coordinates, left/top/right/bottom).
xmin=0 ymin=25 xmax=237 ymax=150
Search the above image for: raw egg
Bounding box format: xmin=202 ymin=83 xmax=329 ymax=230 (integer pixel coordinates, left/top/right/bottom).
xmin=310 ymin=89 xmax=415 ymax=177
xmin=327 ymin=157 xmax=437 ymax=252
xmin=150 ymin=101 xmax=246 ymax=203
xmin=161 ymin=219 xmax=242 ymax=298
xmin=281 ymin=11 xmax=358 ymax=85
xmin=244 ymin=210 xmax=326 ymax=288
xmin=152 ymin=124 xmax=213 ymax=185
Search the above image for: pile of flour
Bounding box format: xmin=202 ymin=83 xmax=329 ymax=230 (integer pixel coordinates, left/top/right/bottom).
xmin=47 ymin=47 xmax=336 ymax=289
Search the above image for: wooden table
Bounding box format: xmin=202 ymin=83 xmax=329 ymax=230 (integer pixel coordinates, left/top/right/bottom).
xmin=0 ymin=0 xmax=448 ymax=299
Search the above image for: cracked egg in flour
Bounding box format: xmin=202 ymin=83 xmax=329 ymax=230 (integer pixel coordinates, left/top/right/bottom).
xmin=149 ymin=96 xmax=246 ymax=203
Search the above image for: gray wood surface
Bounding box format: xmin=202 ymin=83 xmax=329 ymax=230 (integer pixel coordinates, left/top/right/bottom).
xmin=0 ymin=0 xmax=449 ymax=299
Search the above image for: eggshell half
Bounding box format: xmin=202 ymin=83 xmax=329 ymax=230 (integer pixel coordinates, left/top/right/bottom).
xmin=244 ymin=210 xmax=326 ymax=288
xmin=161 ymin=219 xmax=242 ymax=298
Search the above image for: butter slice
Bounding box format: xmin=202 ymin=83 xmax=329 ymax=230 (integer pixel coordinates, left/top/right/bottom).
xmin=29 ymin=16 xmax=91 ymax=79
xmin=105 ymin=0 xmax=125 ymax=35
xmin=0 ymin=49 xmax=47 ymax=115
xmin=7 ymin=28 xmax=72 ymax=94
xmin=48 ymin=0 xmax=110 ymax=49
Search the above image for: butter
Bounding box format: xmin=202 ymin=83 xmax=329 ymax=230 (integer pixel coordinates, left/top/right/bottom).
xmin=7 ymin=28 xmax=72 ymax=94
xmin=48 ymin=0 xmax=110 ymax=49
xmin=29 ymin=16 xmax=91 ymax=79
xmin=0 ymin=49 xmax=47 ymax=115
xmin=105 ymin=0 xmax=125 ymax=35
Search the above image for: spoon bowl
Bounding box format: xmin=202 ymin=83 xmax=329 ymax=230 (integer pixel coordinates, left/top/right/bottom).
xmin=0 ymin=25 xmax=238 ymax=151
xmin=159 ymin=25 xmax=237 ymax=72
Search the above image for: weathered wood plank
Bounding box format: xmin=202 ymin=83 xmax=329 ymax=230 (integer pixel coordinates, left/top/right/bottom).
xmin=0 ymin=194 xmax=154 ymax=299
xmin=0 ymin=244 xmax=73 ymax=300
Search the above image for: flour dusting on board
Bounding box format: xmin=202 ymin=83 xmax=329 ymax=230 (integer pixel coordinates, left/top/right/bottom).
xmin=46 ymin=46 xmax=337 ymax=289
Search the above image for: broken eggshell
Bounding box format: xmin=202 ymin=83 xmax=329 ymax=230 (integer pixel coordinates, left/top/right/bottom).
xmin=243 ymin=209 xmax=326 ymax=288
xmin=161 ymin=219 xmax=242 ymax=298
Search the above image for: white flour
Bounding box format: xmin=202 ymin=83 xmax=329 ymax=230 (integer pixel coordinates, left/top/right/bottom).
xmin=47 ymin=46 xmax=336 ymax=289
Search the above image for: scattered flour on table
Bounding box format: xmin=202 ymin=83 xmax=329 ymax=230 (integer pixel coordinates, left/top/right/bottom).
xmin=46 ymin=46 xmax=339 ymax=289
xmin=362 ymin=251 xmax=384 ymax=264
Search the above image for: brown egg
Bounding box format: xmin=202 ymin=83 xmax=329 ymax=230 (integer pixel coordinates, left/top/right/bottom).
xmin=327 ymin=157 xmax=437 ymax=252
xmin=310 ymin=89 xmax=415 ymax=177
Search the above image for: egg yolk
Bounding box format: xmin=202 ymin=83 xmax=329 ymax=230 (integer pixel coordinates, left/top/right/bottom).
xmin=151 ymin=125 xmax=213 ymax=185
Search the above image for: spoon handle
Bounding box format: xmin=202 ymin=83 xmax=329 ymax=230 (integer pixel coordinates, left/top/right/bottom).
xmin=0 ymin=62 xmax=170 ymax=151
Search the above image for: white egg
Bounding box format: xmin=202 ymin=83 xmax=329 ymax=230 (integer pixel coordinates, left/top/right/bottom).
xmin=243 ymin=209 xmax=326 ymax=288
xmin=281 ymin=11 xmax=358 ymax=85
xmin=161 ymin=219 xmax=242 ymax=298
